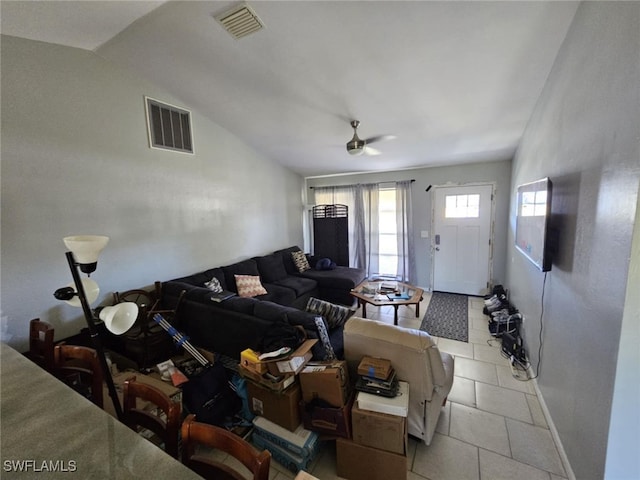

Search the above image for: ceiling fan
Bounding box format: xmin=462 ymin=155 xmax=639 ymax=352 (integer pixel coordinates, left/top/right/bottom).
xmin=346 ymin=120 xmax=396 ymax=156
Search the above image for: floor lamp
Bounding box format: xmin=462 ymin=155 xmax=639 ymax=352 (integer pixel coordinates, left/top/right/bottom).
xmin=53 ymin=235 xmax=137 ymax=420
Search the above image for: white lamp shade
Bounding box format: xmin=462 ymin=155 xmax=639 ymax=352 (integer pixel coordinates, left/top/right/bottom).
xmin=64 ymin=278 xmax=100 ymax=307
xmin=63 ymin=235 xmax=109 ymax=264
xmin=99 ymin=302 xmax=138 ymax=335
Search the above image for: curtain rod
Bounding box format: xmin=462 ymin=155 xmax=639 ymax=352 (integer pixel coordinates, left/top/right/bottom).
xmin=309 ymin=179 xmax=415 ymax=189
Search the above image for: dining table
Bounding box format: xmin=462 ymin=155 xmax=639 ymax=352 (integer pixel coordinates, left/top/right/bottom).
xmin=0 ymin=341 xmax=203 ymax=479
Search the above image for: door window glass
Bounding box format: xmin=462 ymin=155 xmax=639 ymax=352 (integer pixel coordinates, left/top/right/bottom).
xmin=445 ymin=194 xmax=480 ymax=218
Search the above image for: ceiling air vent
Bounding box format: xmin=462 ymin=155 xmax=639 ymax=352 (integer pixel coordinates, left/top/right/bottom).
xmin=215 ymin=4 xmax=264 ymax=39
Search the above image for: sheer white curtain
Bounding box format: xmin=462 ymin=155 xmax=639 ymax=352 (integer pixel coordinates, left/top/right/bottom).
xmin=395 ymin=180 xmax=416 ymax=283
xmin=356 ymin=184 xmax=379 ymax=278
xmin=313 ymin=181 xmax=414 ymax=282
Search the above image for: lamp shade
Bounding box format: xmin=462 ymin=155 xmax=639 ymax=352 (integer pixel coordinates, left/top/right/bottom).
xmin=64 ymin=235 xmax=109 ymax=273
xmin=99 ymin=302 xmax=138 ymax=335
xmin=63 ymin=278 xmax=100 ymax=307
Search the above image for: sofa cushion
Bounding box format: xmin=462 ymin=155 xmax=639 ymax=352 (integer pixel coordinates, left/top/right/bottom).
xmin=253 ymin=301 xmax=289 ymax=322
xmin=259 ymin=284 xmax=297 ymax=306
xmin=273 ymin=276 xmax=317 ymax=297
xmin=184 ymin=286 xmax=225 ymax=304
xmin=222 ymin=259 xmax=260 ymax=291
xmin=235 ymin=274 xmax=268 ymax=298
xmin=299 ymin=266 xmax=366 ymax=290
xmin=273 ymin=246 xmax=303 ymax=275
xmin=291 ymin=250 xmax=311 ymax=273
xmin=223 ymin=296 xmax=257 ymax=315
xmin=255 ymin=253 xmax=289 ymax=283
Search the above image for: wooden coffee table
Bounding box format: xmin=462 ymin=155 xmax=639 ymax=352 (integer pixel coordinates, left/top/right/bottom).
xmin=350 ymin=280 xmax=424 ymax=326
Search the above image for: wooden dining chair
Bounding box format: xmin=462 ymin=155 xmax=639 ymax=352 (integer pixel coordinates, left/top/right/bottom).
xmin=181 ymin=414 xmax=271 ymax=480
xmin=53 ymin=344 xmax=104 ymax=409
xmin=122 ymin=376 xmax=182 ymax=459
xmin=26 ymin=318 xmax=55 ymax=371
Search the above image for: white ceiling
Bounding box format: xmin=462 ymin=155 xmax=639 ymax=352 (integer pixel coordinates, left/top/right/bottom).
xmin=1 ymin=1 xmax=579 ymax=177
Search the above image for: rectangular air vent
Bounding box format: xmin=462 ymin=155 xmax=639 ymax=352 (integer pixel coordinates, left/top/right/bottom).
xmin=215 ymin=4 xmax=264 ymax=39
xmin=145 ymin=97 xmax=193 ymax=154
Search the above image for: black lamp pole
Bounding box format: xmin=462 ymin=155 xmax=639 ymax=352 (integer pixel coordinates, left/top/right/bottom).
xmin=63 ymin=251 xmax=123 ymax=420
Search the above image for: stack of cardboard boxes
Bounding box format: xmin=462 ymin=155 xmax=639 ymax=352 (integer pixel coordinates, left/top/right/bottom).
xmin=238 ymin=344 xmax=410 ymax=479
xmin=238 ymin=339 xmax=325 ymax=473
xmin=299 ymin=360 xmax=354 ymax=438
xmin=337 ymin=357 xmax=410 ymax=480
xmin=239 ymin=339 xmax=317 ymax=431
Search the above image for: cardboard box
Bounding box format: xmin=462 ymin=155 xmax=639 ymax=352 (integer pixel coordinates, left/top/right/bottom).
xmin=252 ymin=432 xmax=314 ymax=473
xmin=264 ymin=339 xmax=317 ymax=375
xmin=336 ymin=437 xmax=407 ymax=480
xmin=356 ymin=380 xmax=409 ymax=417
xmin=300 ymin=392 xmax=354 ymax=438
xmin=238 ymin=362 xmax=297 ymax=393
xmin=252 ymin=416 xmax=320 ymax=459
xmin=351 ymin=406 xmax=407 ymax=455
xmin=357 ymin=356 xmax=393 ymax=380
xmin=246 ymin=380 xmax=301 ymax=432
xmin=300 ymin=360 xmax=351 ymax=407
xmin=241 ymin=348 xmax=268 ymax=374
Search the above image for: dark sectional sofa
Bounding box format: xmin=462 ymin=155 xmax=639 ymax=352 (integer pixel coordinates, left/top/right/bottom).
xmin=160 ymin=246 xmax=366 ymax=360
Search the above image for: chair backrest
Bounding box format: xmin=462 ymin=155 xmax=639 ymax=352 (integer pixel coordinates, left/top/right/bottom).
xmin=181 ymin=414 xmax=271 ymax=480
xmin=28 ymin=318 xmax=55 ymax=371
xmin=53 ymin=344 xmax=104 ymax=409
xmin=122 ymin=376 xmax=181 ymax=458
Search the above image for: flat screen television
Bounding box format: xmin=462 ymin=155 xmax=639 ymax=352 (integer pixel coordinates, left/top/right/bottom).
xmin=515 ymin=177 xmax=553 ymax=272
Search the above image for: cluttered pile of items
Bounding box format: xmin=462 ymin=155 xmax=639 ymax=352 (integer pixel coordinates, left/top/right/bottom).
xmin=483 ymin=285 xmax=527 ymax=368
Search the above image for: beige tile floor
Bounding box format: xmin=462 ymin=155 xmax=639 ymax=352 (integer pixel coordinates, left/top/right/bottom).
xmin=224 ymin=295 xmax=571 ymax=480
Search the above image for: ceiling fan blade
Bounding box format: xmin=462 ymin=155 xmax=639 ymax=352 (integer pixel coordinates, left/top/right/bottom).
xmin=363 ymin=134 xmax=397 ymax=145
xmin=363 ymin=146 xmax=382 ymax=156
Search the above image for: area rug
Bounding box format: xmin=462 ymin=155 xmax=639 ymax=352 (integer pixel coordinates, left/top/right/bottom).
xmin=419 ymin=291 xmax=469 ymax=342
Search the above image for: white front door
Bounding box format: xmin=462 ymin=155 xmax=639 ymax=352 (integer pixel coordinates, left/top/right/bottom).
xmin=432 ymin=184 xmax=493 ymax=295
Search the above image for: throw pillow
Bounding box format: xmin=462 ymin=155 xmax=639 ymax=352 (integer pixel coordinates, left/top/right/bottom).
xmin=305 ymin=297 xmax=352 ymax=329
xmin=313 ymin=316 xmax=336 ymax=360
xmin=234 ymin=274 xmax=268 ymax=298
xmin=291 ymin=250 xmax=311 ymax=273
xmin=204 ymin=277 xmax=223 ymax=293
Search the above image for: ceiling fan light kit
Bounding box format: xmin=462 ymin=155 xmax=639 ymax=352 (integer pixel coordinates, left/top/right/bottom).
xmin=345 ymin=120 xmax=394 ymax=156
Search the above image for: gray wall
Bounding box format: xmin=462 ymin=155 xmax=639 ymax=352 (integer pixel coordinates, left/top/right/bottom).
xmin=306 ymin=159 xmax=512 ymax=291
xmin=505 ymin=3 xmax=640 ymax=479
xmin=1 ymin=36 xmax=305 ymax=351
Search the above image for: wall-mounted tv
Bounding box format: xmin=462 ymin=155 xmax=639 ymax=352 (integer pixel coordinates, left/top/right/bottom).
xmin=515 ymin=177 xmax=553 ymax=272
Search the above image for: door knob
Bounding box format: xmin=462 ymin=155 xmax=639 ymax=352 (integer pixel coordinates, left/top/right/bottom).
xmin=435 ymin=247 xmax=440 ymax=251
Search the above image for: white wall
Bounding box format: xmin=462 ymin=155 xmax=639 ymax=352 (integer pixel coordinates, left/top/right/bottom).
xmin=307 ymin=159 xmax=512 ymax=291
xmin=0 ymin=36 xmax=305 ymax=351
xmin=505 ymin=3 xmax=640 ymax=479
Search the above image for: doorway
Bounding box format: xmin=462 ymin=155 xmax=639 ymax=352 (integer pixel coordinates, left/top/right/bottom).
xmin=431 ymin=184 xmax=494 ymax=295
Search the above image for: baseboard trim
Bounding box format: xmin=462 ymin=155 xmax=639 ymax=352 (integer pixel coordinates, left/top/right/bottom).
xmin=528 ymin=367 xmax=576 ymax=480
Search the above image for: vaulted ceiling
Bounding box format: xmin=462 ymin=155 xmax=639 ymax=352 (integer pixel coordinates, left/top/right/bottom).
xmin=1 ymin=1 xmax=579 ymax=177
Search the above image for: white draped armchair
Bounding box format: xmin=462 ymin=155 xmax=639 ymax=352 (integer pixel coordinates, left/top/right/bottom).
xmin=344 ymin=316 xmax=455 ymax=445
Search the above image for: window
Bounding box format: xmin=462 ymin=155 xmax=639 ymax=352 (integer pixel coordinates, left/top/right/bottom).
xmin=145 ymin=97 xmax=193 ymax=154
xmin=445 ymin=194 xmax=480 ymax=218
xmin=378 ymin=187 xmax=398 ymax=277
